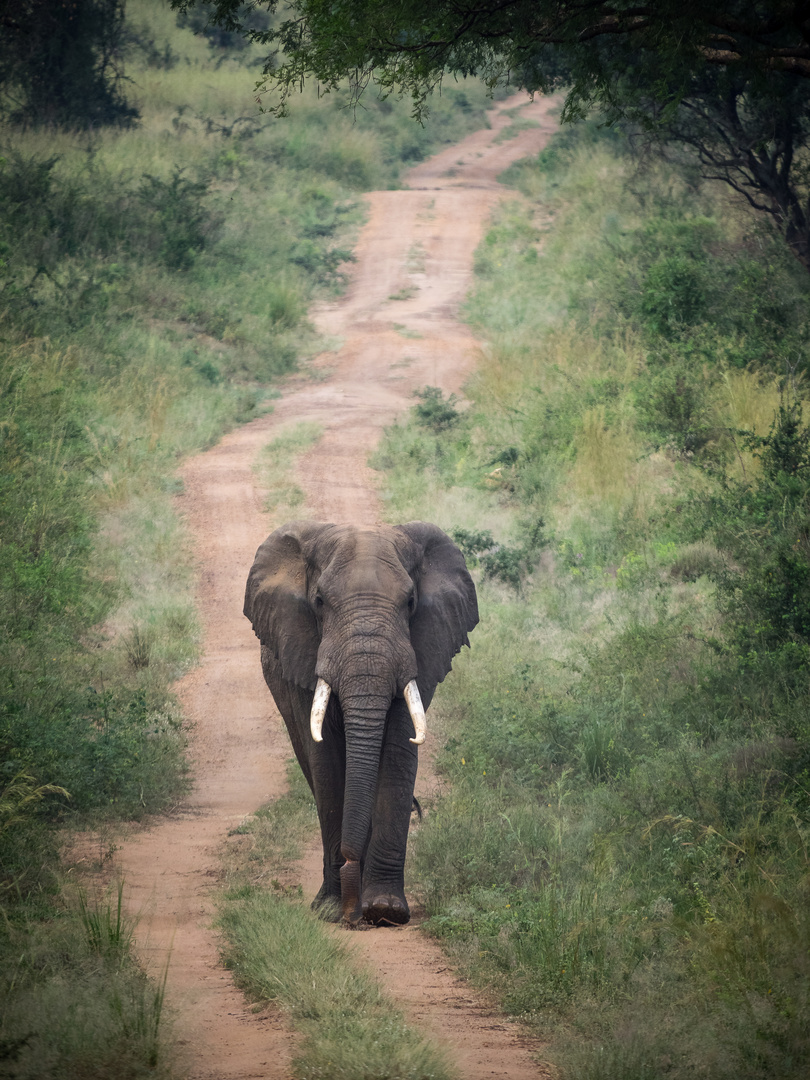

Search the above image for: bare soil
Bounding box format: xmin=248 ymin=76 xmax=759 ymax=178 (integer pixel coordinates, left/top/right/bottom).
xmin=102 ymin=93 xmax=559 ymax=1079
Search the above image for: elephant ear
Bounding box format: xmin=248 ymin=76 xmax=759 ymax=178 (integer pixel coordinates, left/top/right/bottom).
xmin=396 ymin=522 xmax=479 ymax=694
xmin=244 ymin=521 xmax=327 ymax=692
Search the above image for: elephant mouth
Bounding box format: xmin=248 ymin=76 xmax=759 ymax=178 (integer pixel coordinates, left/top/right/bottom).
xmin=309 ymin=677 xmax=426 ymax=745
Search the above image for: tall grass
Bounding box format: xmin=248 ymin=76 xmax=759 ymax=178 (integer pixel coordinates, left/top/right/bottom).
xmin=0 ymin=883 xmax=174 ymax=1079
xmin=373 ymin=120 xmax=810 ymax=1079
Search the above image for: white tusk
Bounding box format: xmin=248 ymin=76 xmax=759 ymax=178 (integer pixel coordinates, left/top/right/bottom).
xmin=403 ymin=680 xmax=426 ymax=745
xmin=310 ymin=678 xmax=331 ymax=742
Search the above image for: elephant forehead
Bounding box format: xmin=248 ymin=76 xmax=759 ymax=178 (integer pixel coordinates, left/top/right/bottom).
xmin=319 ymin=526 xmax=404 ymax=564
xmin=327 ymin=551 xmax=411 ymax=593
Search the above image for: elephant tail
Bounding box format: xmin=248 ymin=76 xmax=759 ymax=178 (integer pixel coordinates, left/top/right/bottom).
xmin=411 ymin=797 xmax=423 ymax=821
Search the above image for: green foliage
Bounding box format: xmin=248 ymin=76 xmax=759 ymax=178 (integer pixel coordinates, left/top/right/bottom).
xmin=138 ymin=168 xmax=221 ymax=270
xmin=633 ymin=218 xmax=717 ymax=336
xmin=76 ymin=881 xmax=134 ymax=965
xmin=633 ymin=354 xmax=718 ymax=456
xmin=176 ymin=1 xmax=270 ymax=52
xmin=170 ymin=3 xmax=810 ymax=129
xmin=0 ymin=884 xmax=173 ymax=1079
xmin=0 ymin=152 xmax=223 ymax=328
xmin=0 ymin=773 xmax=69 ymax=843
xmin=412 ymin=385 xmax=461 ymax=432
xmin=451 ymin=526 xmax=546 ymax=592
xmin=707 ymin=397 xmax=810 ymax=669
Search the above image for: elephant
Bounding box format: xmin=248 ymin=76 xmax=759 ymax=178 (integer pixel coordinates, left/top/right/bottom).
xmin=244 ymin=520 xmax=478 ymax=926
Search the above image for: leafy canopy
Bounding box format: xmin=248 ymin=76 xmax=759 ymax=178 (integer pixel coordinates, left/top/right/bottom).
xmin=170 ymin=2 xmax=810 ymax=118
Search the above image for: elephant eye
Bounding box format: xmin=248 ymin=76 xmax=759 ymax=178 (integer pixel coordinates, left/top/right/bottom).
xmin=315 ymin=594 xmax=324 ymax=609
xmin=407 ymin=595 xmax=415 ymax=613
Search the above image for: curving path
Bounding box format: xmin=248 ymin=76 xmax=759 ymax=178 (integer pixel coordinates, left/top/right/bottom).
xmin=109 ymin=93 xmax=559 ymax=1079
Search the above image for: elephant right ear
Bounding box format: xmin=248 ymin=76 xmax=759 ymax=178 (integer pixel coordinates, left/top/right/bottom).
xmin=244 ymin=522 xmax=325 ymax=692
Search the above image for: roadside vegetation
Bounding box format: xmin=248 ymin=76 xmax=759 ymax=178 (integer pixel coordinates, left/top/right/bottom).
xmin=373 ymin=120 xmax=810 ymax=1080
xmin=0 ymin=2 xmax=496 ymax=1074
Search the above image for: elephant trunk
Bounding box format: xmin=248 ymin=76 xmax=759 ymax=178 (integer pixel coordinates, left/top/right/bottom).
xmin=339 ymin=691 xmax=391 ymax=922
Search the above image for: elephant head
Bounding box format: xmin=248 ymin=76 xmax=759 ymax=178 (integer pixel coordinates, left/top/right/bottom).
xmin=244 ymin=520 xmax=478 ymax=923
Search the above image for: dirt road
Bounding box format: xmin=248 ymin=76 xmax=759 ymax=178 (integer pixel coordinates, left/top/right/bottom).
xmin=112 ymin=93 xmax=559 ymax=1080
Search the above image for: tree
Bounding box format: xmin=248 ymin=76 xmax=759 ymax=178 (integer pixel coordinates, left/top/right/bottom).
xmin=627 ymin=65 xmax=810 ymax=269
xmin=168 ymin=3 xmax=810 ymax=113
xmin=170 ymin=1 xmax=810 ymax=269
xmin=0 ymin=0 xmax=137 ymax=127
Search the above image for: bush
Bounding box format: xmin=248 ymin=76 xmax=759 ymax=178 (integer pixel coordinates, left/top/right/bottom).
xmin=176 ymin=1 xmax=270 ymax=53
xmin=634 ymin=354 xmax=719 ymax=456
xmin=635 ymin=218 xmax=717 ymax=336
xmin=139 ymin=168 xmax=221 ymax=270
xmin=413 ymin=386 xmax=462 ymax=431
xmin=708 ymin=398 xmax=810 ymax=660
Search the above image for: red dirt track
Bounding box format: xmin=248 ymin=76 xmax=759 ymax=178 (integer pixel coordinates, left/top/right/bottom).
xmin=108 ymin=94 xmax=559 ymax=1079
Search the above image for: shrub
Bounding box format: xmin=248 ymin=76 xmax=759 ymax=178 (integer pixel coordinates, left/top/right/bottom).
xmin=413 ymin=386 xmax=462 ymax=431
xmin=708 ymin=397 xmax=810 ymax=660
xmin=138 ymin=168 xmax=221 ymax=270
xmin=176 ymin=1 xmax=270 ymax=53
xmin=634 ymin=355 xmax=719 ymax=456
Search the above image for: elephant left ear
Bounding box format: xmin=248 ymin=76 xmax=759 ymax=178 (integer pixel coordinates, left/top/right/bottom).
xmin=244 ymin=522 xmax=325 ymax=692
xmin=396 ymin=522 xmax=479 ymax=693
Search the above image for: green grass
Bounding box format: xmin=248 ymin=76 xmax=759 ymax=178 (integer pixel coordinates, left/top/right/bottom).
xmin=256 ymin=422 xmax=324 ymax=516
xmin=492 ymin=117 xmax=541 ymax=145
xmin=372 ymin=121 xmax=810 ymax=1080
xmin=218 ymin=764 xmax=454 ymax=1080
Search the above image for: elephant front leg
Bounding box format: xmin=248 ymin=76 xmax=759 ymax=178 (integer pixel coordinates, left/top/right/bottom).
xmin=312 ymin=803 xmax=344 ymax=920
xmin=309 ymin=737 xmax=346 ymax=920
xmin=362 ymin=704 xmax=419 ymax=926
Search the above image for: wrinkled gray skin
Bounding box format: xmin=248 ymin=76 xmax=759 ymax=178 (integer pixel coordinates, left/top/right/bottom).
xmin=244 ymin=521 xmax=478 ymax=926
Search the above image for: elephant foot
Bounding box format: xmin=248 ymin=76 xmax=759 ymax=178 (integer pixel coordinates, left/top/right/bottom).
xmin=362 ymin=891 xmax=410 ymax=926
xmin=311 ymin=882 xmax=342 ymax=922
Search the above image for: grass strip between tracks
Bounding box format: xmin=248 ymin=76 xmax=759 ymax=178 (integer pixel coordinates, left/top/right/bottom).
xmin=217 ymin=764 xmax=454 ymax=1080
xmin=255 ymin=422 xmax=324 ymax=517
